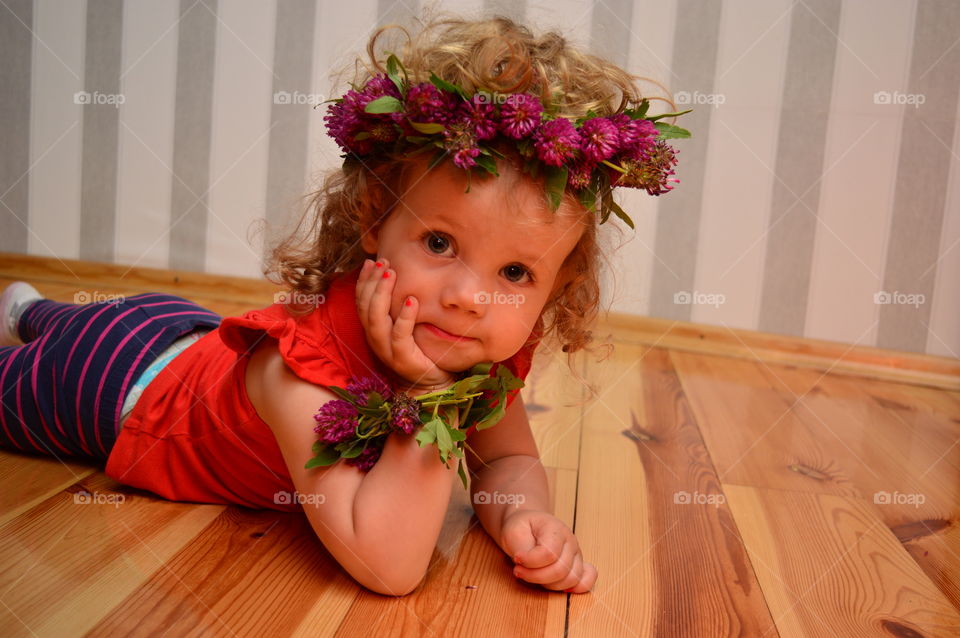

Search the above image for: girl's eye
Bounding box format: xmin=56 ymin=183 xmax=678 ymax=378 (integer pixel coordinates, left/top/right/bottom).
xmin=503 ymin=264 xmax=532 ymax=284
xmin=424 ymin=232 xmax=451 ymax=255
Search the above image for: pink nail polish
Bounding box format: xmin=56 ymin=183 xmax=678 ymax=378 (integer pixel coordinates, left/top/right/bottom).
xmin=375 ymin=261 xmax=382 ymax=268
xmin=382 ymin=271 xmax=389 ymax=279
xmin=405 ymin=297 xmax=412 ymax=307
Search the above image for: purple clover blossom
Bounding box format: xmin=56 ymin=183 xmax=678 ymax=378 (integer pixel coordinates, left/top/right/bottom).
xmin=405 ymin=82 xmax=453 ymax=125
xmin=443 ymin=119 xmax=482 ymax=169
xmin=533 ymin=118 xmax=582 ymax=167
xmin=346 ymin=375 xmax=393 ymax=403
xmin=568 ymin=160 xmax=598 ymax=190
xmin=346 ymin=445 xmax=382 ymax=472
xmin=459 ymin=100 xmax=498 ymax=140
xmin=615 ymin=117 xmax=658 ymax=160
xmin=313 ymin=400 xmax=359 ymax=444
xmin=579 ymin=117 xmax=620 ymax=162
xmin=498 ymin=94 xmax=543 ymax=139
xmin=324 ymin=74 xmax=401 ymax=155
xmin=390 ymin=393 xmax=422 ymax=435
xmin=613 ymin=140 xmax=679 ymax=196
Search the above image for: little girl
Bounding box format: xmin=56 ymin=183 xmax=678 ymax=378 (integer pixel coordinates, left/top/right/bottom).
xmin=0 ymin=15 xmax=684 ymax=597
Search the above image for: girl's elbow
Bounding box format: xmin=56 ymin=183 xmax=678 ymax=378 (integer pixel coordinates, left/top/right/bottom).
xmin=356 ymin=566 xmax=426 ymax=597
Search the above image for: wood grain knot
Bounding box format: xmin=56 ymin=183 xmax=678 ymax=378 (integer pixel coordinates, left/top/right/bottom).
xmin=880 ymin=619 xmax=926 ymax=637
xmin=250 ymin=531 xmax=266 ymax=538
xmin=889 ymin=518 xmax=951 ymax=543
xmin=622 ymin=429 xmax=655 ymax=443
xmin=787 ymin=463 xmax=830 ymax=481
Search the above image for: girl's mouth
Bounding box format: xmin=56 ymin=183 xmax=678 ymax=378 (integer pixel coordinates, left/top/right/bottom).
xmin=421 ymin=323 xmax=475 ymax=342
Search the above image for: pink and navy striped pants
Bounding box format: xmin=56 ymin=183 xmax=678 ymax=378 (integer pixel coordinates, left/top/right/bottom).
xmin=0 ymin=293 xmax=221 ymax=462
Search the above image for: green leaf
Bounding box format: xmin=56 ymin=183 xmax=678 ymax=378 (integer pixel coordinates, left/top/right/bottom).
xmin=457 ymin=460 xmax=468 ymax=490
xmin=429 ymin=72 xmax=470 ymax=100
xmin=544 ymin=166 xmax=569 ymax=211
xmin=326 ymin=385 xmax=356 ymax=403
xmin=646 ymin=108 xmax=693 ymax=122
xmin=475 ymin=400 xmax=505 ymax=431
xmin=625 ymin=99 xmax=650 ymax=119
xmin=408 ymin=120 xmax=446 ymax=135
xmin=364 ymin=95 xmax=403 ymax=114
xmin=416 ymin=423 xmax=438 ymax=446
xmin=340 ymin=439 xmax=366 ymax=459
xmin=305 ymin=443 xmax=340 ymax=469
xmin=474 ymin=154 xmax=499 ymax=176
xmin=435 ymin=417 xmax=453 ymax=454
xmin=386 ymin=53 xmax=405 ymax=94
xmin=654 ymin=122 xmax=692 ymax=140
xmin=608 ymin=197 xmax=635 ymax=229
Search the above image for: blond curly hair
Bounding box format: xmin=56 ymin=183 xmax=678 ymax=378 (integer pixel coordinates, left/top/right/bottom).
xmin=265 ymin=13 xmax=665 ymax=367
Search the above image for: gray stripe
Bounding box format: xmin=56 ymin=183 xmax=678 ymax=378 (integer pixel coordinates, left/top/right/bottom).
xmin=0 ymin=0 xmax=32 ymax=252
xmin=169 ymin=0 xmax=217 ymax=271
xmin=590 ymin=0 xmax=633 ymax=69
xmin=79 ymin=0 xmax=124 ymax=262
xmin=264 ymin=0 xmax=316 ymax=268
xmin=878 ymin=0 xmax=960 ymax=352
xmin=757 ymin=0 xmax=841 ymax=337
xmin=648 ymin=0 xmax=722 ymax=320
xmin=377 ymin=0 xmax=418 ymax=28
xmin=482 ymin=0 xmax=525 ymax=24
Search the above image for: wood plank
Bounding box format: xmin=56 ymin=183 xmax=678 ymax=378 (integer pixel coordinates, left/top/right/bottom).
xmin=0 ymin=473 xmax=223 ymax=637
xmin=0 ymin=253 xmax=279 ymax=307
xmin=724 ymin=484 xmax=960 ymax=636
xmin=600 ymin=312 xmax=960 ymax=391
xmin=0 ymin=451 xmax=98 ymax=527
xmin=526 ymin=345 xmax=587 ymax=471
xmin=568 ymin=344 xmax=777 ymax=635
xmin=670 ymin=351 xmax=862 ymax=497
xmin=328 ymin=463 xmax=577 ymax=636
xmin=753 ymin=365 xmax=960 ymax=611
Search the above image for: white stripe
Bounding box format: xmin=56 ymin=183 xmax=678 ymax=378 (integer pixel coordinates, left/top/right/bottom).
xmin=806 ymin=0 xmax=916 ymax=347
xmin=206 ymin=0 xmax=277 ymax=278
xmin=28 ymin=0 xmax=86 ymax=259
xmin=115 ymin=0 xmax=179 ymax=269
xmin=692 ymin=0 xmax=793 ymax=328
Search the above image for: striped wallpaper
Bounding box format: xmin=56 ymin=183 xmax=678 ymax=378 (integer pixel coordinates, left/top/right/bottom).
xmin=1 ymin=0 xmax=957 ymax=358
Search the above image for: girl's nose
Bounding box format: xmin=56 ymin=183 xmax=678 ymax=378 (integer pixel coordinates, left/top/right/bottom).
xmin=438 ymin=269 xmax=486 ymax=315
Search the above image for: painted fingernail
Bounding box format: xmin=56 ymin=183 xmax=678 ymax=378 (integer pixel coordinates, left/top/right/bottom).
xmin=382 ymin=270 xmax=389 ymax=279
xmin=405 ymin=297 xmax=412 ymax=306
xmin=375 ymin=261 xmax=382 ymax=268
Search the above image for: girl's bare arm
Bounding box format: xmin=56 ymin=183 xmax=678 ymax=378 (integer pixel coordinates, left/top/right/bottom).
xmin=246 ymin=338 xmax=457 ymax=596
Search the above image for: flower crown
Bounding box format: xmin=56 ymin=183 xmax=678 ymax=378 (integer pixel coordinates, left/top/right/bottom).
xmin=323 ymin=54 xmax=692 ymax=228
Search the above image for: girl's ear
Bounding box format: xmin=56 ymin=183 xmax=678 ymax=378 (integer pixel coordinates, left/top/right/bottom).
xmin=359 ymin=223 xmax=380 ymax=254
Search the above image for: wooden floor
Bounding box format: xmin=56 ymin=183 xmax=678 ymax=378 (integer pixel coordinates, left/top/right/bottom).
xmin=1 ymin=254 xmax=959 ymax=637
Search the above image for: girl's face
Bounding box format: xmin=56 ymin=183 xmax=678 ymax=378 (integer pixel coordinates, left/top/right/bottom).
xmin=361 ymin=162 xmax=586 ymax=373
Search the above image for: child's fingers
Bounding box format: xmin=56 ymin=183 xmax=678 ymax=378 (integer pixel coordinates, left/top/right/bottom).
xmin=566 ymin=561 xmax=598 ymax=594
xmin=543 ymin=552 xmax=584 ymax=592
xmin=514 ymin=537 xmax=577 ymax=585
xmin=365 ymin=262 xmax=396 ymax=354
xmin=392 ymin=294 xmax=418 ymax=341
xmin=514 ymin=526 xmax=569 ymax=569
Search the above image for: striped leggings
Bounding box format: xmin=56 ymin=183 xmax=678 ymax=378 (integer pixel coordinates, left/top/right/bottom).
xmin=0 ymin=293 xmax=221 ymax=462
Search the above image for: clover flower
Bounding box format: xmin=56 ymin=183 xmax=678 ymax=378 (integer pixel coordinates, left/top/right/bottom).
xmin=614 ymin=141 xmax=679 ymax=195
xmin=444 ymin=119 xmax=482 ymax=169
xmin=313 ymin=400 xmax=358 ymax=444
xmin=405 ymin=82 xmax=452 ymax=125
xmin=460 ymin=100 xmax=498 ymax=140
xmin=498 ymin=94 xmax=543 ymax=139
xmin=347 ymin=445 xmax=382 ymax=472
xmin=390 ymin=393 xmax=422 ymax=434
xmin=534 ymin=118 xmax=582 ymax=166
xmin=346 ymin=375 xmax=393 ymax=402
xmin=579 ymin=117 xmax=620 ymax=162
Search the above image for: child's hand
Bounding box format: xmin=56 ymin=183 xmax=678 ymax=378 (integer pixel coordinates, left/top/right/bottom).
xmin=357 ymin=258 xmax=456 ymax=391
xmin=500 ymin=509 xmax=597 ymax=594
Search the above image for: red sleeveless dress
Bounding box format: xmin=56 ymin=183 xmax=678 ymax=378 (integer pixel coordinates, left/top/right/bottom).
xmin=104 ymin=266 xmax=539 ymax=511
